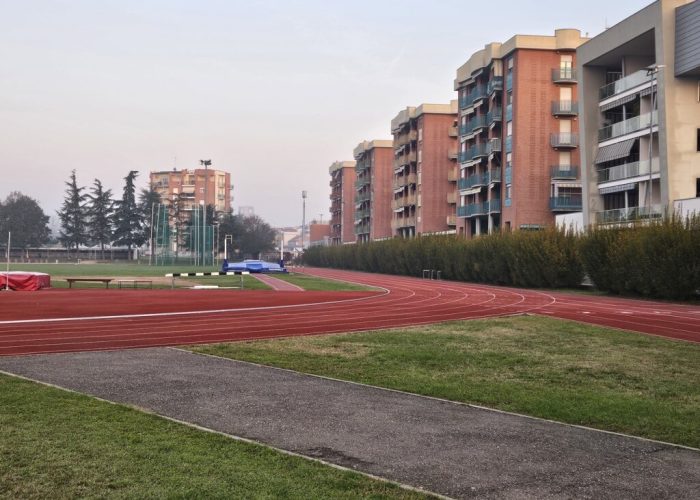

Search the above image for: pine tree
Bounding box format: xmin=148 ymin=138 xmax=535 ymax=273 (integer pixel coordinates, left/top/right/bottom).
xmin=57 ymin=170 xmax=88 ymax=255
xmin=112 ymin=170 xmax=144 ymax=258
xmin=86 ymin=179 xmax=114 ymax=260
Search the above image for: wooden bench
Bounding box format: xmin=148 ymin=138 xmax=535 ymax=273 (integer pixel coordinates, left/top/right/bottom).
xmin=116 ymin=279 xmax=153 ymax=289
xmin=66 ymin=278 xmax=113 ymax=289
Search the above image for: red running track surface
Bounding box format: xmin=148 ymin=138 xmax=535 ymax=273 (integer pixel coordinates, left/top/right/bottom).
xmin=0 ymin=268 xmax=698 ymax=356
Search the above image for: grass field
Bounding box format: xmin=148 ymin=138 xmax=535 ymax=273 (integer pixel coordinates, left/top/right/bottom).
xmin=0 ymin=374 xmax=428 ymax=499
xmin=189 ymin=315 xmax=700 ymax=448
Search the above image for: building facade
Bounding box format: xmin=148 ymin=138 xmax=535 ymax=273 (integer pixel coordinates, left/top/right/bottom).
xmin=328 ymin=161 xmax=357 ymax=245
xmin=353 ymin=140 xmax=394 ymax=242
xmin=578 ymin=0 xmax=700 ymax=226
xmin=454 ymin=29 xmax=588 ymax=237
xmin=150 ymin=168 xmax=232 ymax=214
xmin=390 ymin=102 xmax=458 ymax=237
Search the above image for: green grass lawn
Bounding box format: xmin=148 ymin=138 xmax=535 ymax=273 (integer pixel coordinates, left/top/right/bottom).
xmin=0 ymin=374 xmax=428 ymax=499
xmin=189 ymin=315 xmax=700 ymax=448
xmin=273 ymin=272 xmax=378 ymax=292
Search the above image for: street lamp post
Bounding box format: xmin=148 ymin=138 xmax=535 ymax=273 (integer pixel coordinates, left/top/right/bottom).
xmin=645 ymin=65 xmax=664 ymax=217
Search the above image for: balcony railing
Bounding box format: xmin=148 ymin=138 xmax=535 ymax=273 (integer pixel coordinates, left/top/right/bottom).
xmin=597 ymin=159 xmax=659 ymax=183
xmin=459 ymin=123 xmax=470 ymax=136
xmin=355 ymin=178 xmax=370 ymax=189
xmin=486 ymin=107 xmax=502 ymax=125
xmin=595 ymin=204 xmax=664 ymax=224
xmin=489 ymin=199 xmax=501 ymax=213
xmin=599 ymin=70 xmax=651 ymax=100
xmin=354 ymin=208 xmax=370 ymax=220
xmin=354 ymin=223 xmax=370 ymax=235
xmin=552 ymin=68 xmax=577 ymax=83
xmin=395 ymin=216 xmax=416 ymax=228
xmin=446 ymin=215 xmax=457 ymax=226
xmin=459 ymin=84 xmax=488 ymax=109
xmin=448 ymin=126 xmax=459 ymax=137
xmin=468 ymin=115 xmax=488 ymax=133
xmin=549 ymin=196 xmax=583 ymax=211
xmin=490 ymin=167 xmax=502 ymax=183
xmin=487 ymin=138 xmax=502 ymax=155
xmin=552 ymin=100 xmax=578 ymax=116
xmin=447 ymin=192 xmax=457 ymax=204
xmin=550 ymin=165 xmax=579 ymax=179
xmin=447 ymin=168 xmax=458 ymax=182
xmin=505 ymin=136 xmax=513 ymax=153
xmin=355 ymin=192 xmax=370 ymax=203
xmin=550 ymin=133 xmax=579 ymax=148
xmin=505 ymin=104 xmax=513 ymax=122
xmin=506 ymin=73 xmax=513 ymax=90
xmin=598 ymin=111 xmax=657 ymax=142
xmin=487 ymin=77 xmax=503 ymax=95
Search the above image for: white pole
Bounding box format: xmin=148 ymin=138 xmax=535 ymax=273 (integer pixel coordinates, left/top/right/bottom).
xmin=149 ymin=201 xmax=155 ymax=266
xmin=5 ymin=232 xmax=10 ymax=291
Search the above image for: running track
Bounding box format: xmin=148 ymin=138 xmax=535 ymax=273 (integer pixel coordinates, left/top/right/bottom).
xmin=0 ymin=267 xmax=698 ymax=356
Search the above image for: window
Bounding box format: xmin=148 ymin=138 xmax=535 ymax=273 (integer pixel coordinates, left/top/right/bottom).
xmin=506 ymin=121 xmax=513 ymax=136
xmin=697 ymin=129 xmax=700 ymax=152
xmin=696 ymin=178 xmax=700 ymax=198
xmin=506 ymin=185 xmax=512 ymax=199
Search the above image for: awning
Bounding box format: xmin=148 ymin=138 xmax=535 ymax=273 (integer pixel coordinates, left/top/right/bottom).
xmin=600 ymin=93 xmax=637 ymax=112
xmin=599 ymin=183 xmax=636 ymax=195
xmin=459 ymin=187 xmax=482 ymax=196
xmin=595 ymin=139 xmax=635 ymax=164
xmin=553 ymin=182 xmax=582 ymax=189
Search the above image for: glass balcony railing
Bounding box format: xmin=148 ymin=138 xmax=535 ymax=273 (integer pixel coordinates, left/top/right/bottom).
xmin=596 ymin=159 xmax=659 ymax=183
xmin=487 ymin=77 xmax=503 ymax=95
xmin=489 ymin=199 xmax=501 ymax=213
xmin=551 ymin=100 xmax=578 ymax=116
xmin=469 ymin=115 xmax=488 ymax=133
xmin=550 ymin=166 xmax=579 ymax=179
xmin=595 ymin=204 xmax=664 ymax=224
xmin=459 ymin=84 xmax=488 ymax=109
xmin=506 ymin=73 xmax=513 ymax=91
xmin=550 ymin=133 xmax=579 ymax=148
xmin=505 ymin=165 xmax=512 ymax=183
xmin=505 ymin=104 xmax=513 ymax=122
xmin=487 ymin=138 xmax=502 ymax=155
xmin=549 ymin=196 xmax=583 ymax=211
xmin=598 ymin=111 xmax=657 ymax=142
xmin=459 ymin=123 xmax=470 ymax=136
xmin=552 ymin=68 xmax=577 ymax=83
xmin=486 ymin=107 xmax=502 ymax=125
xmin=505 ymin=136 xmax=513 ymax=153
xmin=599 ymin=70 xmax=651 ymax=100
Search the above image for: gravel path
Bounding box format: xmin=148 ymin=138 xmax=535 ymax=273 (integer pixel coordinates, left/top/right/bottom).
xmin=1 ymin=347 xmax=698 ymax=499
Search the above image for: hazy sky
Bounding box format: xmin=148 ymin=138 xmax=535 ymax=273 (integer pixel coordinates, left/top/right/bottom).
xmin=2 ymin=0 xmax=651 ymax=227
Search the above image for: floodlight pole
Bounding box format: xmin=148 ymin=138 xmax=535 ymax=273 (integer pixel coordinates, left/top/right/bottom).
xmin=5 ymin=232 xmax=10 ymax=291
xmin=200 ymin=159 xmax=211 ymax=265
xmin=301 ymin=190 xmax=307 ymax=253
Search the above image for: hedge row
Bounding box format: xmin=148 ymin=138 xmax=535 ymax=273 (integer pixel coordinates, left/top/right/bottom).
xmin=303 ymin=216 xmax=700 ymax=300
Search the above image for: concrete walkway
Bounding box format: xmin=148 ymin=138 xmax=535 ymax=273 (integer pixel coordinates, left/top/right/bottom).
xmin=252 ymin=273 xmax=304 ymax=291
xmin=1 ymin=348 xmax=698 ymax=499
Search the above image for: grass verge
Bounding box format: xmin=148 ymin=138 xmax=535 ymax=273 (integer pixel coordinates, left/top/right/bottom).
xmin=0 ymin=374 xmax=427 ymax=499
xmin=188 ymin=315 xmax=700 ymax=448
xmin=272 ymin=272 xmax=378 ymax=292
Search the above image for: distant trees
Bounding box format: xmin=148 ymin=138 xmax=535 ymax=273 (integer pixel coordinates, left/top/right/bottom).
xmin=57 ymin=170 xmax=88 ymax=253
xmin=218 ymin=213 xmax=276 ymax=259
xmin=86 ymin=179 xmax=114 ymax=260
xmin=112 ymin=170 xmax=144 ymax=258
xmin=138 ymin=186 xmax=161 ymax=255
xmin=0 ymin=192 xmax=51 ymax=248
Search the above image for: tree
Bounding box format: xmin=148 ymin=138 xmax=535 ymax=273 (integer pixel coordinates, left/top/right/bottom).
xmin=0 ymin=192 xmax=51 ymax=248
xmin=112 ymin=170 xmax=144 ymax=258
xmin=57 ymin=170 xmax=88 ymax=253
xmin=138 ymin=185 xmax=161 ymax=256
xmin=86 ymin=179 xmax=114 ymax=260
xmin=218 ymin=213 xmax=276 ymax=259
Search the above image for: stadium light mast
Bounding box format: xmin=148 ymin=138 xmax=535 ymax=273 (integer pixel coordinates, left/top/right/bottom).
xmin=4 ymin=232 xmax=9 ymax=291
xmin=200 ymin=159 xmax=211 ymax=265
xmin=301 ymin=190 xmax=307 ymax=253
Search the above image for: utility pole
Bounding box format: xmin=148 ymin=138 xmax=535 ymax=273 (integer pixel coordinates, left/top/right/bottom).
xmin=4 ymin=232 xmax=10 ymax=291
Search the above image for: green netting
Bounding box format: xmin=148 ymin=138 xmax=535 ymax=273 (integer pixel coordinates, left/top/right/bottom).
xmin=153 ymin=204 xmax=215 ymax=267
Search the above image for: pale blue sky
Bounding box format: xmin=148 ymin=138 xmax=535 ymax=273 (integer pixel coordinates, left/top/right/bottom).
xmin=1 ymin=0 xmax=651 ymax=226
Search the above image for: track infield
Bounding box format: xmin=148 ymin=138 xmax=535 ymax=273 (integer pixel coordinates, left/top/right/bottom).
xmin=0 ymin=267 xmax=698 ymax=356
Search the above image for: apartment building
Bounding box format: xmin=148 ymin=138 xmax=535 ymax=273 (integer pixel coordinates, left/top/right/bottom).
xmin=578 ymin=0 xmax=700 ymax=226
xmin=454 ymin=29 xmax=588 ymax=237
xmin=150 ymin=168 xmax=231 ymax=213
xmin=390 ymin=102 xmax=459 ymax=237
xmin=353 ymin=140 xmax=394 ymax=242
xmin=328 ymin=160 xmax=357 ymax=245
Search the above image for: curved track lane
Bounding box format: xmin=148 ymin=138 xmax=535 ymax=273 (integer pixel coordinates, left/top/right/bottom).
xmin=0 ymin=268 xmax=697 ymax=356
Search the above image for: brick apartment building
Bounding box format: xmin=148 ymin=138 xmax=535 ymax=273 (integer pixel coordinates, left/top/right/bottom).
xmin=328 ymin=161 xmax=357 ymax=245
xmin=353 ymin=140 xmax=394 ymax=242
xmin=390 ymin=102 xmax=459 ymax=237
xmin=150 ymin=167 xmax=231 ymax=214
xmin=455 ymin=29 xmax=588 ymax=237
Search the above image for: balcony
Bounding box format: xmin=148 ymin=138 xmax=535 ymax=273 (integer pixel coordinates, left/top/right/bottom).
xmin=459 ymin=123 xmax=470 ymax=136
xmin=355 ymin=208 xmax=370 ymax=220
xmin=448 ymin=149 xmax=458 ymax=160
xmin=549 ymin=196 xmax=583 ymax=211
xmin=354 ymin=223 xmax=370 ymax=235
xmin=550 ymin=166 xmax=579 ymax=179
xmin=448 ymin=126 xmax=459 ymax=137
xmin=505 ymin=136 xmax=513 ymax=153
xmin=447 ymin=168 xmax=458 ymax=182
xmin=489 ymin=199 xmax=501 ymax=213
xmin=446 ymin=215 xmax=457 ymax=226
xmin=550 ymin=133 xmax=578 ymax=148
xmin=468 ymin=115 xmax=488 ymax=134
xmin=489 ymin=167 xmax=502 ymax=183
xmin=596 ymin=159 xmax=659 ymax=183
xmin=447 ymin=192 xmax=457 ymax=204
xmin=486 ymin=107 xmax=502 ymax=125
xmin=598 ymin=111 xmax=657 ymax=142
xmin=552 ymin=100 xmax=578 ymax=116
xmin=355 ymin=178 xmax=370 ymax=189
xmin=599 ymin=70 xmax=651 ymax=100
xmin=460 ymin=84 xmax=488 ymax=109
xmin=487 ymin=77 xmax=503 ymax=95
xmin=355 ymin=192 xmax=370 ymax=203
xmin=487 ymin=138 xmax=502 ymax=155
xmin=393 ymin=173 xmax=417 ymax=190
xmin=594 ymin=204 xmax=664 ymax=225
xmin=395 ymin=216 xmax=416 ymax=228
xmin=552 ymin=68 xmax=577 ymax=83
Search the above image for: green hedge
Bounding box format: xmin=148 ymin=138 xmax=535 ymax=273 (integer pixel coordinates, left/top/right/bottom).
xmin=304 ymin=217 xmax=700 ymax=300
